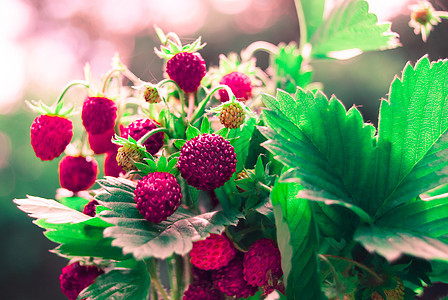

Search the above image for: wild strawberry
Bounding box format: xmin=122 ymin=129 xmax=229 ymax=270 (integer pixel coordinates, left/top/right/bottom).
xmin=212 ymin=256 xmax=258 ymax=298
xmin=104 ymin=146 xmax=124 ymax=177
xmin=243 ymin=239 xmax=283 ymax=287
xmin=178 ymin=134 xmax=236 ymax=191
xmin=219 ymin=71 xmax=252 ymax=102
xmin=371 ymin=276 xmax=404 ymax=300
xmin=59 ymin=262 xmax=103 ymax=300
xmin=183 ymin=281 xmax=224 ymax=300
xmin=219 ymin=102 xmax=245 ymax=129
xmin=143 ymin=84 xmax=162 ymax=103
xmin=88 ymin=128 xmax=116 ymax=154
xmin=116 ymin=143 xmax=145 ymax=173
xmin=59 ymin=155 xmax=98 ymax=193
xmin=192 ymin=266 xmax=212 ymax=282
xmin=190 ymin=233 xmax=237 ymax=271
xmin=81 ymin=96 xmax=117 ymax=135
xmin=83 ymin=200 xmax=99 ymax=217
xmin=134 ymin=172 xmax=182 ymax=223
xmin=121 ymin=118 xmax=164 ymax=155
xmin=166 ymin=52 xmax=206 ymax=93
xmin=30 ymin=115 xmax=73 ymax=161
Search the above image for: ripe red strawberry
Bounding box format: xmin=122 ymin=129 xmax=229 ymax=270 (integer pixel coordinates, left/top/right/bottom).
xmin=212 ymin=256 xmax=258 ymax=298
xmin=59 ymin=155 xmax=99 ymax=193
xmin=104 ymin=146 xmax=124 ymax=177
xmin=166 ymin=52 xmax=206 ymax=93
xmin=243 ymin=239 xmax=283 ymax=287
xmin=178 ymin=134 xmax=236 ymax=191
xmin=190 ymin=233 xmax=237 ymax=271
xmin=219 ymin=71 xmax=252 ymax=102
xmin=121 ymin=118 xmax=165 ymax=155
xmin=59 ymin=262 xmax=103 ymax=300
xmin=30 ymin=114 xmax=73 ymax=161
xmin=88 ymin=128 xmax=116 ymax=154
xmin=83 ymin=200 xmax=99 ymax=217
xmin=219 ymin=102 xmax=245 ymax=129
xmin=371 ymin=276 xmax=404 ymax=300
xmin=134 ymin=172 xmax=182 ymax=223
xmin=81 ymin=96 xmax=117 ymax=135
xmin=183 ymin=281 xmax=224 ymax=300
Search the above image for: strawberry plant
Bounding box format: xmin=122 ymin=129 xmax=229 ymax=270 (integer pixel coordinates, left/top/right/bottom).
xmin=14 ymin=0 xmax=448 ymax=299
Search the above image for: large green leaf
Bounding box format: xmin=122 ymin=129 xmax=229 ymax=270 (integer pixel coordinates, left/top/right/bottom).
xmin=96 ymin=177 xmax=243 ymax=260
xmin=375 ymin=57 xmax=448 ymax=216
xmin=260 ymin=88 xmax=377 ymax=218
xmin=299 ymin=0 xmax=326 ymax=41
xmin=271 ymin=180 xmax=322 ymax=300
xmin=227 ymin=117 xmax=256 ymax=172
xmin=310 ymin=0 xmax=399 ymax=59
xmin=78 ymin=260 xmax=150 ymax=300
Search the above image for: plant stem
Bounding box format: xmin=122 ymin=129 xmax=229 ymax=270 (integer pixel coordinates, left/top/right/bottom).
xmin=101 ymin=69 xmax=121 ymax=94
xmin=258 ymin=182 xmax=272 ymax=192
xmin=55 ymin=80 xmax=90 ymax=105
xmin=157 ymin=79 xmax=185 ymax=116
xmin=183 ymin=255 xmax=192 ymax=287
xmin=241 ymin=41 xmax=279 ymax=61
xmin=318 ymin=254 xmax=341 ymax=285
xmin=187 ymin=92 xmax=196 ymax=120
xmin=151 ymin=286 xmax=159 ymax=300
xmin=146 ymin=259 xmax=170 ymax=300
xmin=322 ymin=254 xmax=383 ymax=282
xmin=137 ymin=128 xmax=170 ymax=145
xmin=294 ymin=0 xmax=308 ymax=51
xmin=172 ymin=255 xmax=185 ymax=299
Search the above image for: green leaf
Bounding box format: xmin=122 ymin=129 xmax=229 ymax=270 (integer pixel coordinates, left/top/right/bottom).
xmin=227 ymin=117 xmax=256 ymax=171
xmin=300 ymin=0 xmax=326 ymax=41
xmin=96 ymin=177 xmax=243 ymax=260
xmin=14 ymin=196 xmax=91 ymax=224
xmin=375 ymin=57 xmax=448 ymax=216
xmin=79 ymin=260 xmax=150 ymax=300
xmin=260 ymin=89 xmax=377 ymax=218
xmin=58 ymin=196 xmax=90 ymax=212
xmin=173 ymin=139 xmax=186 ymax=149
xmin=310 ymin=0 xmax=399 ymax=59
xmin=271 ymin=180 xmax=322 ymax=300
xmin=200 ymin=115 xmax=211 ymax=134
xmin=186 ymin=122 xmax=201 ymax=140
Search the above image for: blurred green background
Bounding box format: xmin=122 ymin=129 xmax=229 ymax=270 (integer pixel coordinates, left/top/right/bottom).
xmin=1 ymin=0 xmax=448 ymax=299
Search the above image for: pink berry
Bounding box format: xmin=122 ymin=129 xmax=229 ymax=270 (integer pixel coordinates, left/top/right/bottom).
xmin=190 ymin=233 xmax=237 ymax=271
xmin=30 ymin=114 xmax=73 ymax=161
xmin=166 ymin=52 xmax=206 ymax=93
xmin=82 ymin=200 xmax=99 ymax=217
xmin=59 ymin=155 xmax=98 ymax=193
xmin=82 ymin=97 xmax=117 ymax=135
xmin=178 ymin=134 xmax=236 ymax=191
xmin=59 ymin=262 xmax=103 ymax=300
xmin=121 ymin=118 xmax=164 ymax=155
xmin=219 ymin=71 xmax=252 ymax=102
xmin=104 ymin=146 xmax=124 ymax=177
xmin=88 ymin=128 xmax=116 ymax=154
xmin=183 ymin=281 xmax=224 ymax=300
xmin=134 ymin=172 xmax=182 ymax=223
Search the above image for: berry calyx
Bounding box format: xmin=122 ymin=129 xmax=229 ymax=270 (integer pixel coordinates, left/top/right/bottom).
xmin=121 ymin=118 xmax=165 ymax=155
xmin=212 ymin=256 xmax=258 ymax=298
xmin=178 ymin=134 xmax=236 ymax=191
xmin=243 ymin=239 xmax=283 ymax=287
xmin=219 ymin=71 xmax=252 ymax=102
xmin=183 ymin=281 xmax=224 ymax=300
xmin=371 ymin=276 xmax=404 ymax=300
xmin=190 ymin=233 xmax=237 ymax=271
xmin=59 ymin=155 xmax=99 ymax=193
xmin=30 ymin=115 xmax=73 ymax=161
xmin=81 ymin=96 xmax=117 ymax=135
xmin=134 ymin=172 xmax=182 ymax=223
xmin=59 ymin=262 xmax=103 ymax=300
xmin=166 ymin=52 xmax=206 ymax=93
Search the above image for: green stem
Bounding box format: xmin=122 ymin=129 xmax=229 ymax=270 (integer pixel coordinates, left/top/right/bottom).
xmin=186 ymin=92 xmax=196 ymax=120
xmin=241 ymin=41 xmax=278 ymax=61
xmin=55 ymin=80 xmax=90 ymax=105
xmin=101 ymin=69 xmax=121 ymax=94
xmin=322 ymin=254 xmax=383 ymax=283
xmin=294 ymin=0 xmax=308 ymax=51
xmin=318 ymin=254 xmax=341 ymax=285
xmin=151 ymin=286 xmax=159 ymax=300
xmin=157 ymin=79 xmax=185 ymax=116
xmin=258 ymin=182 xmax=272 ymax=192
xmin=146 ymin=259 xmax=170 ymax=300
xmin=172 ymin=255 xmax=184 ymax=299
xmin=137 ymin=128 xmax=170 ymax=145
xmin=183 ymin=255 xmax=192 ymax=287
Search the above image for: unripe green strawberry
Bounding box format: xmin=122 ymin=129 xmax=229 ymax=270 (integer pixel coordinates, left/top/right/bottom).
xmin=116 ymin=143 xmax=145 ymax=172
xmin=219 ymin=102 xmax=245 ymax=129
xmin=143 ymin=85 xmax=162 ymax=103
xmin=370 ymin=276 xmax=404 ymax=300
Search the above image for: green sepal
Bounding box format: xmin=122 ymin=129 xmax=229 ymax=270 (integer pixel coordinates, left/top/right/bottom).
xmin=215 ymin=127 xmax=229 ymax=138
xmin=154 ymin=28 xmax=206 ymax=60
xmin=173 ymin=139 xmax=187 ymax=149
xmin=200 ymin=116 xmax=211 ymax=134
xmin=26 ymin=99 xmax=75 ymax=118
xmin=186 ymin=122 xmax=201 ymax=140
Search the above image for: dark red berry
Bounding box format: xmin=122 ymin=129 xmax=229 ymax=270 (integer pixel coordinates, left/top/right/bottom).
xmin=212 ymin=256 xmax=258 ymax=298
xmin=183 ymin=281 xmax=224 ymax=300
xmin=30 ymin=114 xmax=73 ymax=161
xmin=104 ymin=146 xmax=124 ymax=177
xmin=134 ymin=172 xmax=182 ymax=223
xmin=178 ymin=134 xmax=236 ymax=191
xmin=166 ymin=52 xmax=206 ymax=93
xmin=88 ymin=128 xmax=116 ymax=154
xmin=82 ymin=97 xmax=117 ymax=135
xmin=83 ymin=200 xmax=99 ymax=217
xmin=121 ymin=118 xmax=164 ymax=155
xmin=219 ymin=71 xmax=252 ymax=102
xmin=59 ymin=262 xmax=103 ymax=300
xmin=59 ymin=155 xmax=98 ymax=193
xmin=243 ymin=239 xmax=283 ymax=287
xmin=190 ymin=233 xmax=237 ymax=271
